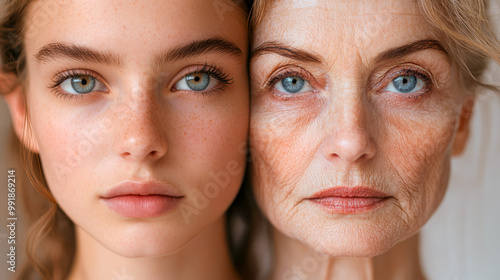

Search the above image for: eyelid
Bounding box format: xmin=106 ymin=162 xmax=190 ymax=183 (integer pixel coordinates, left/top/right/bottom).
xmin=50 ymin=69 xmax=108 ymax=88
xmin=170 ymin=64 xmax=233 ymax=94
xmin=265 ymin=65 xmax=319 ymax=90
xmin=49 ymin=69 xmax=109 ymax=99
xmin=373 ymin=64 xmax=433 ymax=92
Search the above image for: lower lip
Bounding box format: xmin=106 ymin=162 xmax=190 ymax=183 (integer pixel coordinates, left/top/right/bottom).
xmin=101 ymin=195 xmax=181 ymax=218
xmin=309 ymin=197 xmax=389 ymax=213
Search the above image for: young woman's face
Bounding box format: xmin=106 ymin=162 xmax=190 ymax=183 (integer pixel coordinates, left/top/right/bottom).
xmin=22 ymin=0 xmax=248 ymax=257
xmin=250 ymin=0 xmax=472 ymax=257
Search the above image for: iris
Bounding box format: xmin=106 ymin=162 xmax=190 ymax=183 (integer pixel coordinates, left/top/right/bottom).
xmin=281 ymin=76 xmax=305 ymax=94
xmin=71 ymin=76 xmax=96 ymax=94
xmin=185 ymin=73 xmax=211 ymax=91
xmin=392 ymin=75 xmax=417 ymax=93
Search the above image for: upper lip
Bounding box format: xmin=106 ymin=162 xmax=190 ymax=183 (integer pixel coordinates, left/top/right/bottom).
xmin=101 ymin=181 xmax=184 ymax=198
xmin=308 ymin=187 xmax=389 ymax=199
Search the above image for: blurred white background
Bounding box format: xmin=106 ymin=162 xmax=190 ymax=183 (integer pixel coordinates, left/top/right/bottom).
xmin=420 ymin=4 xmax=500 ymax=279
xmin=420 ymin=71 xmax=500 ymax=279
xmin=420 ymin=1 xmax=500 ymax=279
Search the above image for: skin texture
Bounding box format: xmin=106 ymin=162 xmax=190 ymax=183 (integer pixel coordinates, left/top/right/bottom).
xmin=3 ymin=0 xmax=248 ymax=279
xmin=250 ymin=0 xmax=474 ymax=278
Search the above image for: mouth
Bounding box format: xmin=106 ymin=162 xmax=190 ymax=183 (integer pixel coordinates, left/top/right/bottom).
xmin=100 ymin=181 xmax=184 ymax=218
xmin=307 ymin=187 xmax=390 ymax=214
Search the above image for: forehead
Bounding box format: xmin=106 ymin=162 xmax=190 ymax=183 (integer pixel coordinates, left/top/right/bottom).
xmin=253 ymin=0 xmax=438 ymax=61
xmin=24 ymin=0 xmax=247 ymax=59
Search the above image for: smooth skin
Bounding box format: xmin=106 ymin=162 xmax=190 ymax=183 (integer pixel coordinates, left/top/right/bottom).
xmin=250 ymin=0 xmax=473 ymax=279
xmin=4 ymin=0 xmax=248 ymax=279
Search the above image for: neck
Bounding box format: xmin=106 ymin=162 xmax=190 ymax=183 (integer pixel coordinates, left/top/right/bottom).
xmin=67 ymin=217 xmax=239 ymax=280
xmin=270 ymin=229 xmax=425 ymax=280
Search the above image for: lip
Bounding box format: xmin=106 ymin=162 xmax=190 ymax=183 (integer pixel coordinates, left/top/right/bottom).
xmin=308 ymin=187 xmax=390 ymax=214
xmin=100 ymin=181 xmax=184 ymax=218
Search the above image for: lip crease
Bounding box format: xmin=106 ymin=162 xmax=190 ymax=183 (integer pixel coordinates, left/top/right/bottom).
xmin=100 ymin=181 xmax=184 ymax=218
xmin=308 ymin=187 xmax=390 ymax=214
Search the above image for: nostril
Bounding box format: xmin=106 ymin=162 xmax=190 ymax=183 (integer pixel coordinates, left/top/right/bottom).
xmin=115 ymin=125 xmax=168 ymax=161
xmin=121 ymin=152 xmax=131 ymax=159
xmin=323 ymin=129 xmax=376 ymax=163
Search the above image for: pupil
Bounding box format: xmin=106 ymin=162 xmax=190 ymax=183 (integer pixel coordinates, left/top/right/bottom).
xmin=71 ymin=76 xmax=95 ymax=93
xmin=393 ymin=75 xmax=417 ymax=93
xmin=186 ymin=73 xmax=210 ymax=91
xmin=281 ymin=76 xmax=305 ymax=94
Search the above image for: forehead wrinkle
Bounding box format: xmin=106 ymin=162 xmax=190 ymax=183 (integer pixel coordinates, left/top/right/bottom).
xmin=256 ymin=0 xmax=438 ymax=79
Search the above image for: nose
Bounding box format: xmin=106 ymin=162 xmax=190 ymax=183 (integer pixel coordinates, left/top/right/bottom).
xmin=322 ymin=93 xmax=376 ymax=163
xmin=113 ymin=92 xmax=168 ymax=162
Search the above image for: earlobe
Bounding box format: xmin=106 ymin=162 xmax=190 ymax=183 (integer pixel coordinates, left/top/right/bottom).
xmin=1 ymin=73 xmax=40 ymax=153
xmin=452 ymin=96 xmax=475 ymax=156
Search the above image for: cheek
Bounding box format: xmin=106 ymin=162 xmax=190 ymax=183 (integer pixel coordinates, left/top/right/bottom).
xmin=381 ymin=102 xmax=460 ymax=228
xmin=175 ymin=107 xmax=242 ymax=165
xmin=27 ymin=110 xmax=99 ymax=221
xmin=250 ymin=94 xmax=322 ymax=221
xmin=28 ymin=100 xmax=95 ymax=188
xmin=172 ymin=97 xmax=248 ymax=210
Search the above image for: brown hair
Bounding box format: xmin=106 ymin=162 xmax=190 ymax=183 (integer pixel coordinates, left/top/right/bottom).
xmin=250 ymin=0 xmax=500 ymax=92
xmin=0 ymin=0 xmax=252 ymax=279
xmin=1 ymin=1 xmax=76 ymax=279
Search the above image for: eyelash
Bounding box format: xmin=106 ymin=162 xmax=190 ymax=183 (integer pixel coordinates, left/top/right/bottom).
xmin=49 ymin=69 xmax=104 ymax=100
xmin=266 ymin=67 xmax=314 ymax=90
xmin=264 ymin=65 xmax=432 ymax=102
xmin=174 ymin=63 xmax=234 ymax=97
xmin=379 ymin=66 xmax=432 ymax=100
xmin=48 ymin=64 xmax=234 ymax=100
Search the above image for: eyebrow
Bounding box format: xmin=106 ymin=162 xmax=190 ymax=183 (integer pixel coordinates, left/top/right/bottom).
xmin=155 ymin=37 xmax=243 ymax=66
xmin=374 ymin=39 xmax=448 ymax=63
xmin=251 ymin=42 xmax=324 ymax=64
xmin=36 ymin=43 xmax=124 ymax=66
xmin=35 ymin=37 xmax=243 ymax=67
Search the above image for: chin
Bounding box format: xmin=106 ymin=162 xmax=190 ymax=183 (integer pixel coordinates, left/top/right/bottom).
xmin=311 ymin=239 xmax=396 ymax=258
xmin=94 ymin=225 xmax=196 ymax=258
xmin=103 ymin=236 xmax=191 ymax=258
xmin=288 ymin=219 xmax=407 ymax=258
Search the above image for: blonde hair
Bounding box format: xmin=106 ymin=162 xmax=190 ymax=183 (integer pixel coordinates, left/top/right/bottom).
xmin=0 ymin=0 xmax=251 ymax=279
xmin=250 ymin=0 xmax=500 ymax=92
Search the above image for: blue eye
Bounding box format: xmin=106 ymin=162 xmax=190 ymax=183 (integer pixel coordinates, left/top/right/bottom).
xmin=175 ymin=72 xmax=219 ymax=92
xmin=386 ymin=75 xmax=425 ymax=94
xmin=60 ymin=75 xmax=106 ymax=95
xmin=275 ymin=76 xmax=313 ymax=94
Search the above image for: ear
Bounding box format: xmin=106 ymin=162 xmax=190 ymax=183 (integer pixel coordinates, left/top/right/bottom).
xmin=452 ymin=95 xmax=475 ymax=156
xmin=1 ymin=72 xmax=40 ymax=153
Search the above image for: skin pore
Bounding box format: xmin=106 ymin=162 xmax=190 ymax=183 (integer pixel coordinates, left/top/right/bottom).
xmin=250 ymin=0 xmax=473 ymax=279
xmin=4 ymin=0 xmax=249 ymax=279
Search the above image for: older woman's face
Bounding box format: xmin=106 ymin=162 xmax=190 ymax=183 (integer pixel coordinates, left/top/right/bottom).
xmin=250 ymin=0 xmax=472 ymax=257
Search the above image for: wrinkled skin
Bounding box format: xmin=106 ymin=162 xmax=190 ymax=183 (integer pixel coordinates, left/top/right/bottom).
xmin=250 ymin=0 xmax=473 ymax=258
